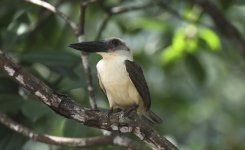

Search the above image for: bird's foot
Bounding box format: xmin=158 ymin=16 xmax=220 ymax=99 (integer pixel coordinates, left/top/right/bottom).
xmin=106 ymin=108 xmax=121 ymax=118
xmin=106 ymin=108 xmax=113 ymax=119
xmin=114 ymin=108 xmax=122 ymax=113
xmin=123 ymin=104 xmax=138 ymax=116
xmin=54 ymin=91 xmax=69 ymax=99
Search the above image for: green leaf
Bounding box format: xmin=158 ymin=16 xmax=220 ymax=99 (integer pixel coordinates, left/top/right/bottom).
xmin=0 ymin=76 xmax=18 ymax=93
xmin=129 ymin=18 xmax=167 ymax=32
xmin=21 ymin=100 xmax=49 ymax=122
xmin=236 ymin=0 xmax=245 ymax=4
xmin=186 ymin=38 xmax=198 ymax=53
xmin=218 ymin=0 xmax=236 ymax=10
xmin=160 ymin=29 xmax=185 ymax=64
xmin=0 ymin=125 xmax=27 ymax=150
xmin=160 ymin=46 xmax=182 ymax=64
xmin=199 ymin=28 xmax=221 ymax=51
xmin=0 ymin=94 xmax=23 ymax=113
xmin=63 ymin=119 xmax=88 ymax=137
xmin=172 ymin=29 xmax=186 ymax=51
xmin=185 ymin=54 xmax=206 ymax=84
xmin=183 ymin=5 xmax=202 ymax=22
xmin=20 ymin=51 xmax=80 ymax=78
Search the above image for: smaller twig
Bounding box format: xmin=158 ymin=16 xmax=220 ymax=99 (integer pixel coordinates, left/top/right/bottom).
xmin=153 ymin=0 xmax=183 ymax=20
xmin=95 ymin=14 xmax=110 ymax=40
xmin=95 ymin=2 xmax=154 ymax=40
xmin=77 ymin=2 xmax=97 ymax=110
xmin=153 ymin=0 xmax=208 ymax=27
xmin=26 ymin=0 xmax=67 ymax=50
xmin=0 ymin=112 xmax=144 ymax=149
xmin=110 ymin=2 xmax=154 ymax=14
xmin=0 ymin=112 xmax=112 ymax=147
xmin=81 ymin=0 xmax=98 ymax=6
xmin=26 ymin=0 xmax=79 ymax=34
xmin=196 ymin=0 xmax=245 ymax=54
xmin=30 ymin=0 xmax=66 ymax=33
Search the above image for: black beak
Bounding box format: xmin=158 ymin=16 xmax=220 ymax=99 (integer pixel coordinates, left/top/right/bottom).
xmin=69 ymin=41 xmax=107 ymax=53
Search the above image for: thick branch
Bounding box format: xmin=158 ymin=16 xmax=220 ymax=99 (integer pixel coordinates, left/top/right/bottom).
xmin=0 ymin=50 xmax=178 ymax=150
xmin=0 ymin=112 xmax=143 ymax=149
xmin=0 ymin=112 xmax=112 ymax=147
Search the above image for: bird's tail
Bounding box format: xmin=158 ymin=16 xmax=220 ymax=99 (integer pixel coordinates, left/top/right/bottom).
xmin=143 ymin=110 xmax=162 ymax=124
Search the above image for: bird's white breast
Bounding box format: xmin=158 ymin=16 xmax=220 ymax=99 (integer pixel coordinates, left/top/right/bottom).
xmin=96 ymin=55 xmax=140 ymax=108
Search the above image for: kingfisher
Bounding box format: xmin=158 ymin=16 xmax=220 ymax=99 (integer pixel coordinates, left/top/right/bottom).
xmin=69 ymin=37 xmax=162 ymax=124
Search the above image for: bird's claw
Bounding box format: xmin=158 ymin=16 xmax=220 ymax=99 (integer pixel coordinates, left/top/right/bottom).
xmin=123 ymin=104 xmax=138 ymax=116
xmin=54 ymin=91 xmax=69 ymax=99
xmin=106 ymin=108 xmax=113 ymax=119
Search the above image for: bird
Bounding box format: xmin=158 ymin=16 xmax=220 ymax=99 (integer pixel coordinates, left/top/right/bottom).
xmin=69 ymin=37 xmax=162 ymax=124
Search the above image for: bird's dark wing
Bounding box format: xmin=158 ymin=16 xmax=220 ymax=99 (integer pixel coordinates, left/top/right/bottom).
xmin=97 ymin=73 xmax=107 ymax=96
xmin=125 ymin=60 xmax=151 ymax=110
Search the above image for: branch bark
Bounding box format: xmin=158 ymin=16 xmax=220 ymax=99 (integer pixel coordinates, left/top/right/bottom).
xmin=0 ymin=49 xmax=178 ymax=150
xmin=0 ymin=112 xmax=143 ymax=149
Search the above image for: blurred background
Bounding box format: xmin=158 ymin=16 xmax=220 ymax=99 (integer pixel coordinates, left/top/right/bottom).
xmin=0 ymin=0 xmax=245 ymax=150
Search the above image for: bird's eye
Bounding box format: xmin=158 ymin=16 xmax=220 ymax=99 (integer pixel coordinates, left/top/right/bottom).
xmin=110 ymin=39 xmax=120 ymax=46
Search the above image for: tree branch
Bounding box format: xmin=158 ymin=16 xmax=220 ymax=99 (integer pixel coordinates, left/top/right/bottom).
xmin=0 ymin=112 xmax=144 ymax=149
xmin=0 ymin=49 xmax=178 ymax=150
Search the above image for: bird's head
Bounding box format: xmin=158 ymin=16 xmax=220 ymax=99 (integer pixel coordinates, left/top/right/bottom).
xmin=69 ymin=37 xmax=131 ymax=58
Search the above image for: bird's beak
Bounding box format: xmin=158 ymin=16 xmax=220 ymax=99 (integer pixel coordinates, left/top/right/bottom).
xmin=69 ymin=41 xmax=107 ymax=53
